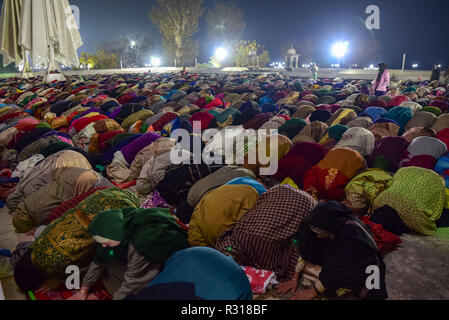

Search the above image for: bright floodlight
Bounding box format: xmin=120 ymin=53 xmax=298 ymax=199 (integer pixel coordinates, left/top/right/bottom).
xmin=130 ymin=41 xmax=136 ymax=48
xmin=412 ymin=64 xmax=418 ymax=68
xmin=332 ymin=41 xmax=349 ymax=58
xmin=151 ymin=57 xmax=161 ymax=67
xmin=215 ymin=47 xmax=228 ymax=61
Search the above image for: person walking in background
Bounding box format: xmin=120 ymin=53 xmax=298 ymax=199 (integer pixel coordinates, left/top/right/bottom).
xmin=311 ymin=63 xmax=319 ymax=81
xmin=444 ymin=66 xmax=449 ymax=84
xmin=372 ymin=63 xmax=390 ymax=96
xmin=430 ymin=65 xmax=441 ymax=82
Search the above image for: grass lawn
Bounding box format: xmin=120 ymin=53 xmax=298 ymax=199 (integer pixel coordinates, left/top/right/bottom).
xmin=0 ymin=73 xmax=17 ymax=79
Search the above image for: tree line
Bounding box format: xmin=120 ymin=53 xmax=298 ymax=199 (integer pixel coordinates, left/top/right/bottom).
xmin=77 ymin=0 xmax=383 ymax=70
xmin=80 ymin=0 xmax=270 ymax=69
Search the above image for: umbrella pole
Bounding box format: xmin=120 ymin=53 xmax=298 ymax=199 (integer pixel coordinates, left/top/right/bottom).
xmin=42 ymin=0 xmax=65 ymax=83
xmin=43 ymin=38 xmax=66 ymax=83
xmin=21 ymin=49 xmax=34 ymax=79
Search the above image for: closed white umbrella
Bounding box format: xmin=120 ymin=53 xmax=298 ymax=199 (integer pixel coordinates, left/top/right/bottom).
xmin=1 ymin=0 xmax=82 ymax=80
xmin=19 ymin=0 xmax=82 ymax=81
xmin=0 ymin=0 xmax=23 ymax=68
xmin=19 ymin=0 xmax=82 ymax=67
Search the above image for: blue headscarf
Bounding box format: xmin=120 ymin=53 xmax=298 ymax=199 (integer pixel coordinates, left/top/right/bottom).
xmin=434 ymin=155 xmax=449 ymax=188
xmin=225 ymin=177 xmax=267 ymax=195
xmin=140 ymin=247 xmax=252 ymax=300
xmin=359 ymin=107 xmax=387 ymax=121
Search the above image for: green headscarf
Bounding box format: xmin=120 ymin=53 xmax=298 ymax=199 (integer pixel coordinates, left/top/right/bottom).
xmin=373 ymin=156 xmax=391 ymax=172
xmin=422 ymin=106 xmax=442 ymax=117
xmin=278 ymin=118 xmax=307 ymax=139
xmin=216 ymin=108 xmax=240 ymax=127
xmin=327 ymin=124 xmax=349 ymax=143
xmin=88 ymin=208 xmax=190 ymax=265
xmin=40 ymin=141 xmax=73 ymax=158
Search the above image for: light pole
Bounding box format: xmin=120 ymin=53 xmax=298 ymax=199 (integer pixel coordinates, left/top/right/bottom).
xmin=214 ymin=47 xmax=228 ymax=67
xmin=130 ymin=41 xmax=137 ymax=67
xmin=332 ymin=41 xmax=349 ymax=68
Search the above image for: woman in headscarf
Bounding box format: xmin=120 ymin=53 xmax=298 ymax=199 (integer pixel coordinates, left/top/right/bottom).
xmin=372 ymin=63 xmax=390 ymax=97
xmin=293 ymin=105 xmax=316 ymax=119
xmin=13 ymin=188 xmax=141 ymax=292
xmin=215 ymin=185 xmax=317 ymax=281
xmin=346 ymin=116 xmax=373 ymax=129
xmin=381 ymin=107 xmax=413 ymax=135
xmin=241 ymin=133 xmax=293 ymax=176
xmin=68 ymin=208 xmax=189 ymax=300
xmin=136 ymin=149 xmax=191 ymax=196
xmin=368 ymin=121 xmax=401 ymax=143
xmin=6 ymin=150 xmax=92 ymax=212
xmin=344 ymin=169 xmax=393 ymax=215
xmin=292 ymin=121 xmax=328 ymax=144
xmin=372 ymin=63 xmax=390 ymax=96
xmin=188 ymin=185 xmax=260 ymax=247
xmin=334 ymin=127 xmax=375 ymax=157
xmin=431 ymin=114 xmax=449 ymax=133
xmin=280 ymin=202 xmax=387 ymax=300
xmin=278 ymin=118 xmax=307 ymax=139
xmin=402 ymin=127 xmax=437 ymax=143
xmin=128 ymin=247 xmax=252 ymax=300
xmin=273 ymin=142 xmax=327 ymax=187
xmin=309 ymin=110 xmax=332 ymax=123
xmin=184 ymin=166 xmax=256 ymax=212
xmin=404 ymin=136 xmax=448 ymax=161
xmin=359 ymin=107 xmax=387 ymax=122
xmin=303 ymin=148 xmax=367 ymax=201
xmin=435 ymin=154 xmax=449 ymax=188
xmin=326 ymin=109 xmax=357 ymax=127
xmin=404 ymin=111 xmax=436 ymax=132
xmin=373 ymin=167 xmax=445 ymax=235
xmin=367 ymin=137 xmax=409 ymax=172
xmin=318 ymin=124 xmax=349 ymax=148
xmin=12 ymin=167 xmax=111 ymax=233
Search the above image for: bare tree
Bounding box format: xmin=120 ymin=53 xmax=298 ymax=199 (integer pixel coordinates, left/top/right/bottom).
xmin=96 ymin=34 xmax=155 ymax=68
xmin=149 ymin=0 xmax=205 ymax=66
xmin=205 ymin=1 xmax=246 ymax=45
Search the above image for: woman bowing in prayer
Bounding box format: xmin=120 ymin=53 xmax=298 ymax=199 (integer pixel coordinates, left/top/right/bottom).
xmin=69 ymin=208 xmax=189 ymax=300
xmin=278 ymin=201 xmax=387 ymax=300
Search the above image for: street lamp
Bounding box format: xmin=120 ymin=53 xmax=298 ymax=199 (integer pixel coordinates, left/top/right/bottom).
xmin=130 ymin=41 xmax=136 ymax=48
xmin=214 ymin=47 xmax=228 ymax=62
xmin=412 ymin=64 xmax=418 ymax=69
xmin=332 ymin=41 xmax=349 ymax=67
xmin=151 ymin=57 xmax=161 ymax=67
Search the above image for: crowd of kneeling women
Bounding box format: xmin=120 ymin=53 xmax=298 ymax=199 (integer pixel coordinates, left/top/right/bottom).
xmin=0 ymin=71 xmax=448 ymax=300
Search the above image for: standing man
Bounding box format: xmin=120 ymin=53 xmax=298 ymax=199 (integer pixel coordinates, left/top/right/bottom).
xmin=430 ymin=65 xmax=441 ymax=82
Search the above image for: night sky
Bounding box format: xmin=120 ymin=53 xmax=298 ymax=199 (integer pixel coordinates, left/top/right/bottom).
xmin=2 ymin=0 xmax=449 ymax=69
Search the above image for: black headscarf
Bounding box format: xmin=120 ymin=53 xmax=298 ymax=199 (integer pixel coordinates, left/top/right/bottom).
xmin=308 ymin=201 xmax=378 ymax=251
xmin=13 ymin=250 xmax=45 ymax=292
xmin=376 ymin=63 xmax=387 ymax=83
xmin=297 ymin=201 xmax=387 ymax=300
